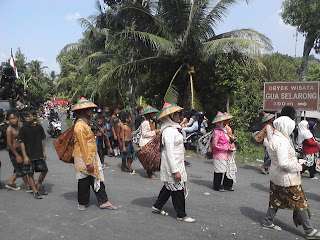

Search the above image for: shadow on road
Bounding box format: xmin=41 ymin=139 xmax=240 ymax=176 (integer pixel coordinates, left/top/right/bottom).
xmin=189 ymin=179 xmax=212 ymax=189
xmin=305 ymin=192 xmax=320 ymax=202
xmin=131 ymin=196 xmax=158 ymax=208
xmin=251 ymin=183 xmax=269 ymax=193
xmin=240 ymin=206 xmax=304 ymax=237
xmin=239 ymin=165 xmax=260 ymax=172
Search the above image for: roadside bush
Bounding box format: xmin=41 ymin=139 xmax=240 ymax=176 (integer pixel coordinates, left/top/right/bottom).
xmin=234 ymin=129 xmax=264 ymax=163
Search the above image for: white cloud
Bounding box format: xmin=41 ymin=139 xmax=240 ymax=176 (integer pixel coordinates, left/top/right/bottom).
xmin=65 ymin=12 xmax=81 ymax=21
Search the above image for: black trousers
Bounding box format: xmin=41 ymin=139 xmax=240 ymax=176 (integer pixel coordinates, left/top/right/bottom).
xmin=153 ymin=185 xmax=186 ymax=218
xmin=302 ymin=163 xmax=316 ymax=178
xmin=213 ymin=172 xmax=233 ymax=190
xmin=78 ymin=175 xmax=108 ymax=205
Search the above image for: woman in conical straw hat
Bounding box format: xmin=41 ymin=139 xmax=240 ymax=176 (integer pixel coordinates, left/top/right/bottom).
xmin=152 ymin=103 xmax=196 ymax=223
xmin=72 ymin=97 xmax=117 ymax=211
xmin=211 ymin=111 xmax=237 ymax=192
xmin=139 ymin=105 xmax=160 ymax=179
xmin=260 ymin=113 xmax=275 ymax=175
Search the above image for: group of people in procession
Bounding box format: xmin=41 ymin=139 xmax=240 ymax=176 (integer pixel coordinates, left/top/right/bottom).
xmin=2 ymin=96 xmax=320 ymax=238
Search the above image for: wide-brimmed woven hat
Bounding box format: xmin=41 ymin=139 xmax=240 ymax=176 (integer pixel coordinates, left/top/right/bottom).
xmin=157 ymin=102 xmax=183 ymax=120
xmin=224 ymin=112 xmax=233 ymax=118
xmin=71 ymin=97 xmax=97 ymax=112
xmin=212 ymin=111 xmax=233 ymax=124
xmin=261 ymin=113 xmax=275 ymax=123
xmin=141 ymin=105 xmax=159 ymax=115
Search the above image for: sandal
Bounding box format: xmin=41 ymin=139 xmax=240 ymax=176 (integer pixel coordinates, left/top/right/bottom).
xmin=177 ymin=216 xmax=196 ymax=223
xmin=307 ymin=229 xmax=320 ymax=239
xmin=77 ymin=205 xmax=86 ymax=211
xmin=217 ymin=189 xmax=225 ymax=192
xmin=152 ymin=206 xmax=168 ymax=216
xmin=100 ymin=204 xmax=118 ymax=210
xmin=261 ymin=223 xmax=282 ymax=231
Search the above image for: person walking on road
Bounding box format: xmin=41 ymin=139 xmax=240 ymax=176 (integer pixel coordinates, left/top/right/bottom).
xmin=261 ymin=116 xmax=320 ymax=239
xmin=72 ymin=97 xmax=117 ymax=211
xmin=211 ymin=111 xmax=237 ymax=192
xmin=139 ymin=105 xmax=160 ymax=179
xmin=297 ymin=120 xmax=319 ymax=180
xmin=152 ymin=103 xmax=196 ymax=223
xmin=260 ymin=113 xmax=275 ymax=175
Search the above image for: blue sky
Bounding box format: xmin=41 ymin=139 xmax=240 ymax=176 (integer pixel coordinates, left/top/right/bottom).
xmin=0 ymin=0 xmax=316 ymax=74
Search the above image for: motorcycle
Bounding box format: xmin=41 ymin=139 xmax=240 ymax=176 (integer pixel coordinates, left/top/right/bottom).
xmin=184 ymin=132 xmax=199 ymax=151
xmin=47 ymin=119 xmax=62 ymax=137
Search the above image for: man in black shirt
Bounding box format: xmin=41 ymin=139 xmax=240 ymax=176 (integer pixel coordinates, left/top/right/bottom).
xmin=18 ymin=111 xmax=48 ymax=199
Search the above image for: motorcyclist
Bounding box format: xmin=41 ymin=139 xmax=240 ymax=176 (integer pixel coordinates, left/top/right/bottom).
xmin=181 ymin=111 xmax=198 ymax=143
xmin=48 ymin=109 xmax=59 ymax=133
xmin=197 ymin=111 xmax=208 ymax=136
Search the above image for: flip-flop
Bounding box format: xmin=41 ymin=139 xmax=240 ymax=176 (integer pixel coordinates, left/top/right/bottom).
xmin=77 ymin=205 xmax=86 ymax=211
xmin=99 ymin=204 xmax=118 ymax=210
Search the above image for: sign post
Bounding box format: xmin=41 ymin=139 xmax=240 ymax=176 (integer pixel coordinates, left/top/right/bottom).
xmin=263 ymin=82 xmax=319 ymax=111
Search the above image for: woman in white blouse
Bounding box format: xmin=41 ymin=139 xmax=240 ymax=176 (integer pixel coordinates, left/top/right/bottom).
xmin=139 ymin=105 xmax=160 ymax=179
xmin=152 ymin=103 xmax=195 ymax=223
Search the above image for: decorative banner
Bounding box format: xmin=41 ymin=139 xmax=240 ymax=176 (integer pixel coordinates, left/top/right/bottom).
xmin=263 ymin=82 xmax=319 ymax=111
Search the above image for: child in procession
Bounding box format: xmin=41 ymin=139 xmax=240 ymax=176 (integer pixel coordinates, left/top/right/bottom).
xmin=17 ymin=110 xmax=48 ymax=199
xmin=120 ymin=112 xmax=135 ymax=174
xmin=5 ymin=110 xmax=31 ymax=192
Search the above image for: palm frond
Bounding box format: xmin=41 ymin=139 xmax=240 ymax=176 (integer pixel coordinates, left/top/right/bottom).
xmin=164 ymin=64 xmax=184 ymax=104
xmin=85 ymin=51 xmax=115 ymax=65
xmin=203 ymin=0 xmax=249 ymax=30
xmin=214 ymin=29 xmax=273 ymax=51
xmin=119 ymin=4 xmax=176 ymax=42
xmin=99 ymin=56 xmax=165 ymax=87
xmin=202 ymin=38 xmax=267 ymax=57
xmin=78 ymin=18 xmax=101 ymax=37
xmin=120 ymin=30 xmax=176 ymax=55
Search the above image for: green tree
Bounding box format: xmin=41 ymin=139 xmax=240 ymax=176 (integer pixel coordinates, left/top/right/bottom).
xmin=281 ymin=0 xmax=320 ymax=81
xmin=105 ymin=0 xmax=273 ymax=110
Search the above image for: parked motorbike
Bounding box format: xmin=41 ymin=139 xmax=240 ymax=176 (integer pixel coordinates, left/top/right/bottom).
xmin=47 ymin=119 xmax=62 ymax=137
xmin=184 ymin=132 xmax=199 ymax=151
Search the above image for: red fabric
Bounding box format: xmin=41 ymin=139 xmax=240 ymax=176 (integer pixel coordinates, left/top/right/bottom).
xmin=302 ymin=138 xmax=319 ymax=154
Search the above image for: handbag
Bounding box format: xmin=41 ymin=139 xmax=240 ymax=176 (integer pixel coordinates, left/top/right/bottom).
xmin=137 ymin=127 xmax=169 ymax=172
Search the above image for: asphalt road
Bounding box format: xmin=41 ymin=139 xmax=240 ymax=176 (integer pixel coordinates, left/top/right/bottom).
xmin=0 ymin=115 xmax=319 ymax=240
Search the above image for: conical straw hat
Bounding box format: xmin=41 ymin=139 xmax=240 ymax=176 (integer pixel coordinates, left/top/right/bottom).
xmin=71 ymin=97 xmax=97 ymax=112
xmin=212 ymin=111 xmax=233 ymax=124
xmin=141 ymin=105 xmax=159 ymax=115
xmin=261 ymin=113 xmax=275 ymax=123
xmin=157 ymin=102 xmax=183 ymax=120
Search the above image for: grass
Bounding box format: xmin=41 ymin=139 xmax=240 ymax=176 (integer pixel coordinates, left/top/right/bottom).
xmin=185 ymin=145 xmax=264 ymax=165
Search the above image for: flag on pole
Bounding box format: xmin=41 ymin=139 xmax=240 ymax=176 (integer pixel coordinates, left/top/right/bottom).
xmin=9 ymin=48 xmax=19 ymax=78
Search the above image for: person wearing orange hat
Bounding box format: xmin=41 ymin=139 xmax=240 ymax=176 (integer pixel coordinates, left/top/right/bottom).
xmin=139 ymin=105 xmax=160 ymax=179
xmin=260 ymin=113 xmax=275 ymax=175
xmin=211 ymin=111 xmax=237 ymax=192
xmin=72 ymin=97 xmax=117 ymax=211
xmin=152 ymin=103 xmax=196 ymax=223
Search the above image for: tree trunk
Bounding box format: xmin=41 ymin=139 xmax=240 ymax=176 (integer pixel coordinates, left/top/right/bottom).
xmin=226 ymin=92 xmax=230 ymax=113
xmin=128 ymin=73 xmax=136 ymax=129
xmin=299 ymin=32 xmax=317 ymax=82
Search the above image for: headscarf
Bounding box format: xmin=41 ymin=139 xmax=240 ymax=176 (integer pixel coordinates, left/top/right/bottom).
xmin=273 ymin=116 xmax=295 ymax=138
xmin=297 ymin=120 xmax=313 ymax=145
xmin=160 ymin=115 xmax=182 ymax=130
xmin=215 ymin=121 xmax=227 ymax=134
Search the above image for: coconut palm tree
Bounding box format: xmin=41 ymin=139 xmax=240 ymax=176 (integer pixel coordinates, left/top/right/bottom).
xmin=100 ymin=0 xmax=273 ymax=110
